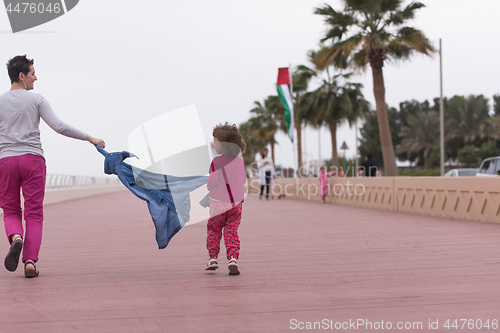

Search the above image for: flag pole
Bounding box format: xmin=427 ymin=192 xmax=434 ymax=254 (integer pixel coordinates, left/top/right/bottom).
xmin=289 ymin=63 xmax=298 ymax=177
xmin=439 ymin=39 xmax=445 ymax=176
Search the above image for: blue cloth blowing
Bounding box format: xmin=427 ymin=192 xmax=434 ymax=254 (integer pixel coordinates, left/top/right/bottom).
xmin=95 ymin=145 xmax=208 ymax=249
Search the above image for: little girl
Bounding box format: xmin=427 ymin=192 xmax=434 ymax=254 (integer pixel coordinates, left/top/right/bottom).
xmin=318 ymin=166 xmax=334 ymax=203
xmin=205 ymin=123 xmax=247 ymax=275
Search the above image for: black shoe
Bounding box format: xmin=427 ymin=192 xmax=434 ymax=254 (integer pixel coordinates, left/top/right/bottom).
xmin=4 ymin=237 xmax=23 ymax=272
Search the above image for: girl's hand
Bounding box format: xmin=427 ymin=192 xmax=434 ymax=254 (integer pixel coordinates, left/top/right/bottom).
xmin=86 ymin=135 xmax=105 ymax=148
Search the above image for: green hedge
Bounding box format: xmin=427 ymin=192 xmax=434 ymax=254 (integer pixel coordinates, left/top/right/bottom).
xmin=398 ymin=169 xmax=443 ymax=177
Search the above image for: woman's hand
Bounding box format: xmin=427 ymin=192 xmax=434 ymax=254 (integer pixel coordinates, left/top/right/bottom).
xmin=86 ymin=135 xmax=105 ymax=148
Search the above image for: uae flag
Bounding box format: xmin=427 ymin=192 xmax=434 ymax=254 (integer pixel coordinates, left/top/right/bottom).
xmin=276 ymin=67 xmax=294 ymax=142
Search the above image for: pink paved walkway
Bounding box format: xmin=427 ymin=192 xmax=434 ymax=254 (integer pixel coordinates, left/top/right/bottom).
xmin=1 ymin=190 xmax=500 ymax=332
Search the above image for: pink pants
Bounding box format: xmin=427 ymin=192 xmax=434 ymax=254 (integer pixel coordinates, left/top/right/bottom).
xmin=321 ymin=185 xmax=328 ymax=201
xmin=207 ymin=200 xmax=242 ymax=260
xmin=0 ymin=154 xmax=46 ymax=263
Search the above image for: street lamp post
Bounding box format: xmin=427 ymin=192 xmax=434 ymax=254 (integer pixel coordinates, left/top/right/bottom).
xmin=341 ymin=141 xmax=349 ymax=177
xmin=440 ymin=38 xmax=445 ymax=176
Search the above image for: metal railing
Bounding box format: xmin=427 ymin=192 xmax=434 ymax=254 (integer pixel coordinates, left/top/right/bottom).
xmin=45 ymin=174 xmax=119 ymax=190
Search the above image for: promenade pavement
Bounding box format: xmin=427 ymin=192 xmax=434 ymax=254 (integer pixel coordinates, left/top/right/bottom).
xmin=1 ymin=190 xmax=500 ymax=332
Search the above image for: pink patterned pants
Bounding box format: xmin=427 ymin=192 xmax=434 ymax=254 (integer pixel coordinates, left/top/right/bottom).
xmin=207 ymin=199 xmax=242 ymax=260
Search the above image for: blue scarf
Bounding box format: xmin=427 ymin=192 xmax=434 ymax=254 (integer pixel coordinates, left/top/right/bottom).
xmin=95 ymin=145 xmax=208 ymax=249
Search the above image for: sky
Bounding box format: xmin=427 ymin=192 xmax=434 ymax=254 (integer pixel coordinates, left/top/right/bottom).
xmin=0 ymin=0 xmax=499 ymax=177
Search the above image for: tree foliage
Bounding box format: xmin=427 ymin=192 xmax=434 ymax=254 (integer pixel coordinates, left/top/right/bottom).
xmin=398 ymin=110 xmax=440 ymax=169
xmin=248 ymin=96 xmax=286 ymax=165
xmin=478 ymin=140 xmax=500 ymax=160
xmin=239 ymin=120 xmax=267 ymax=169
xmin=314 ymin=0 xmax=435 ymax=176
xmin=306 ymin=67 xmax=369 ymax=168
xmin=493 ymin=94 xmax=500 ymax=116
xmin=358 ymin=95 xmax=500 ymax=170
xmin=293 ymin=64 xmax=316 ymax=174
xmin=358 ymin=106 xmax=400 ymax=168
xmin=457 ymin=145 xmax=478 ymax=168
xmin=445 ymin=95 xmax=498 ymax=146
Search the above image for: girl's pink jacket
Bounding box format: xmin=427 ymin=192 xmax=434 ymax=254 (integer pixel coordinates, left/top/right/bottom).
xmin=207 ymin=155 xmax=246 ymax=203
xmin=318 ymin=171 xmax=333 ymax=187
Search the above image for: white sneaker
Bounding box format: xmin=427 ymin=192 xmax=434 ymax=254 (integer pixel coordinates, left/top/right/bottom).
xmin=205 ymin=258 xmax=218 ymax=270
xmin=228 ymin=258 xmax=240 ymax=275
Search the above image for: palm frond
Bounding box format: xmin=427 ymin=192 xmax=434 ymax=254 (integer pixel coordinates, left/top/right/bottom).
xmin=293 ymin=65 xmax=316 ymax=94
xmin=315 ymin=4 xmax=357 ymax=43
xmin=387 ymin=27 xmax=435 ymax=60
xmin=315 ymin=0 xmax=433 ymax=71
xmin=314 ymin=34 xmax=363 ymax=70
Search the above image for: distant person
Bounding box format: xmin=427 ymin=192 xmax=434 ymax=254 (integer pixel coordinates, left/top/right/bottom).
xmin=257 ymin=148 xmax=275 ymax=200
xmin=205 ymin=123 xmax=246 ymax=275
xmin=0 ymin=55 xmax=104 ymax=278
xmin=318 ymin=166 xmax=334 ymax=203
xmin=358 ymin=152 xmax=382 ymax=177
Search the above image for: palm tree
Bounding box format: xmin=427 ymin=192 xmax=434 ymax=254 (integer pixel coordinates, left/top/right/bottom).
xmin=239 ymin=120 xmax=267 ymax=171
xmin=398 ymin=111 xmax=440 ymax=169
xmin=292 ymin=65 xmax=316 ymax=175
xmin=494 ymin=94 xmax=500 ymax=115
xmin=314 ymin=0 xmax=435 ymax=176
xmin=307 ymin=70 xmax=368 ymax=169
xmin=249 ymin=95 xmax=286 ymax=165
xmin=446 ymin=95 xmax=499 ymax=146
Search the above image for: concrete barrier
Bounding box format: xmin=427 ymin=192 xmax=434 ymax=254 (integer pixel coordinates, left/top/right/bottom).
xmin=395 ymin=177 xmax=500 ymax=223
xmin=250 ymin=177 xmax=500 ymax=224
xmin=0 ymin=185 xmax=125 ymax=215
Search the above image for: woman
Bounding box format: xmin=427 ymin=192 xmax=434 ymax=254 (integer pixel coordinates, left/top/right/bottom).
xmin=0 ymin=55 xmax=104 ymax=278
xmin=257 ymin=148 xmax=275 ymax=200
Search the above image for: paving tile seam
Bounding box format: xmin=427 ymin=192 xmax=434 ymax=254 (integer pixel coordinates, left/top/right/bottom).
xmin=3 ymin=299 xmax=500 ymax=325
xmin=3 ymin=266 xmax=498 ymax=288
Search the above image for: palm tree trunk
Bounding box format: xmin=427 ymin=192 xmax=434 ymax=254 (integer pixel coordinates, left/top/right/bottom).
xmin=423 ymin=148 xmax=430 ymax=170
xmin=296 ymin=120 xmax=303 ymax=177
xmin=370 ymin=62 xmax=399 ymax=176
xmin=269 ymin=135 xmax=276 ymax=166
xmin=328 ymin=121 xmax=339 ymax=169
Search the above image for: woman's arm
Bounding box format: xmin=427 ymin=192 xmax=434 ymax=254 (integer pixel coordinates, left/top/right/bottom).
xmin=86 ymin=135 xmax=105 ymax=148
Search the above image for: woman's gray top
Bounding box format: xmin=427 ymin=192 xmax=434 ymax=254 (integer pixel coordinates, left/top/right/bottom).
xmin=0 ymin=89 xmax=87 ymax=159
